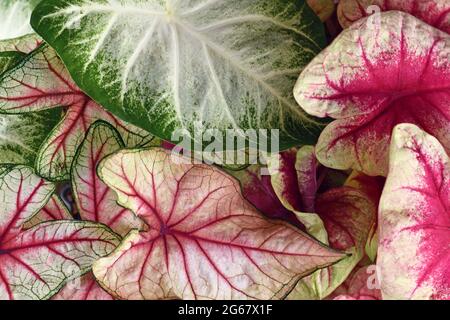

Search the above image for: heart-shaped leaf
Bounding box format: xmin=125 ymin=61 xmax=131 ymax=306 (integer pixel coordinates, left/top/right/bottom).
xmin=93 ymin=148 xmax=344 ymax=300
xmin=72 ymin=121 xmax=146 ymax=236
xmin=0 ymin=166 xmax=120 ymax=300
xmin=337 ymin=0 xmax=450 ymax=33
xmin=31 ymin=0 xmax=328 ymax=151
xmin=0 ymin=44 xmax=153 ymax=181
xmin=294 ymin=11 xmax=450 ymax=176
xmin=287 ymin=187 xmax=376 ymax=299
xmin=378 ymin=124 xmax=450 ymax=300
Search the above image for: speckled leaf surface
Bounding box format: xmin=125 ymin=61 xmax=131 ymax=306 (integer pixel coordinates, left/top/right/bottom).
xmin=31 ymin=0 xmax=328 ymax=151
xmin=337 ymin=0 xmax=450 ymax=33
xmin=294 ymin=12 xmax=450 ymax=176
xmin=0 ymin=44 xmax=153 ymax=181
xmin=378 ymin=124 xmax=450 ymax=300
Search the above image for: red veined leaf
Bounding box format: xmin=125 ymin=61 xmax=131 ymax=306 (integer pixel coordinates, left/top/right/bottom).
xmin=0 ymin=44 xmax=153 ymax=181
xmin=337 ymin=0 xmax=450 ymax=32
xmin=22 ymin=194 xmax=72 ymax=230
xmin=270 ymin=146 xmax=319 ymax=213
xmin=331 ymin=265 xmax=382 ymax=300
xmin=93 ymin=148 xmax=344 ymax=300
xmin=0 ymin=33 xmax=42 ymax=54
xmin=72 ymin=121 xmax=146 ymax=236
xmin=0 ymin=166 xmax=120 ymax=300
xmin=287 ymin=187 xmax=376 ymax=299
xmin=345 ymin=171 xmax=385 ymax=261
xmin=0 ymin=166 xmax=54 ymax=242
xmin=307 ymin=0 xmax=336 ymax=22
xmin=294 ymin=11 xmax=450 ymax=176
xmin=378 ymin=124 xmax=450 ymax=300
xmin=51 ymin=273 xmax=113 ymax=301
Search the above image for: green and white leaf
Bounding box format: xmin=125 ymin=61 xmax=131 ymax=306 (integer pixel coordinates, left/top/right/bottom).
xmin=0 ymin=109 xmax=62 ymax=166
xmin=31 ymin=0 xmax=327 ymax=151
xmin=0 ymin=0 xmax=40 ymax=41
xmin=0 ymin=51 xmax=25 ymax=75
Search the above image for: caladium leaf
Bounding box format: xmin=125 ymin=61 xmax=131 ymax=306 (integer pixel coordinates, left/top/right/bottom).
xmin=268 ymin=146 xmax=327 ymax=240
xmin=31 ymin=0 xmax=328 ymax=151
xmin=307 ymin=0 xmax=336 ymax=22
xmin=227 ymin=165 xmax=302 ymax=228
xmin=93 ymin=148 xmax=344 ymax=300
xmin=72 ymin=121 xmax=146 ymax=236
xmin=22 ymin=194 xmax=72 ymax=230
xmin=294 ymin=11 xmax=450 ymax=176
xmin=0 ymin=44 xmax=153 ymax=181
xmin=51 ymin=273 xmax=114 ymax=300
xmin=0 ymin=0 xmax=40 ymax=41
xmin=0 ymin=109 xmax=61 ymax=167
xmin=345 ymin=171 xmax=384 ymax=261
xmin=0 ymin=33 xmax=43 ymax=54
xmin=0 ymin=166 xmax=120 ymax=300
xmin=331 ymin=265 xmax=382 ymax=300
xmin=337 ymin=0 xmax=450 ymax=33
xmin=378 ymin=124 xmax=450 ymax=300
xmin=270 ymin=146 xmax=319 ymax=213
xmin=0 ymin=51 xmax=25 ymax=75
xmin=287 ymin=187 xmax=376 ymax=300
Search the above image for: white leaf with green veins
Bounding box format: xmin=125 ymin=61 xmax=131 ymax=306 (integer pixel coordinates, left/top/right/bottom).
xmin=31 ymin=0 xmax=328 ymax=151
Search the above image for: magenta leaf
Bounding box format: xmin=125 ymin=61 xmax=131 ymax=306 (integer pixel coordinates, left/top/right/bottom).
xmin=338 ymin=0 xmax=450 ymax=33
xmin=93 ymin=148 xmax=344 ymax=300
xmin=227 ymin=164 xmax=302 ymax=228
xmin=0 ymin=44 xmax=153 ymax=181
xmin=378 ymin=124 xmax=450 ymax=300
xmin=270 ymin=146 xmax=319 ymax=214
xmin=294 ymin=11 xmax=450 ymax=176
xmin=0 ymin=166 xmax=120 ymax=300
xmin=72 ymin=121 xmax=146 ymax=236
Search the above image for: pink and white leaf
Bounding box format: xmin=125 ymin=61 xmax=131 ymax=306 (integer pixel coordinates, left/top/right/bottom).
xmin=378 ymin=124 xmax=450 ymax=300
xmin=294 ymin=11 xmax=450 ymax=176
xmin=93 ymin=148 xmax=344 ymax=300
xmin=52 ymin=273 xmax=114 ymax=301
xmin=331 ymin=265 xmax=382 ymax=300
xmin=287 ymin=187 xmax=376 ymax=299
xmin=72 ymin=121 xmax=145 ymax=236
xmin=338 ymin=0 xmax=450 ymax=33
xmin=0 ymin=166 xmax=120 ymax=300
xmin=23 ymin=194 xmax=72 ymax=230
xmin=0 ymin=44 xmax=153 ymax=180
